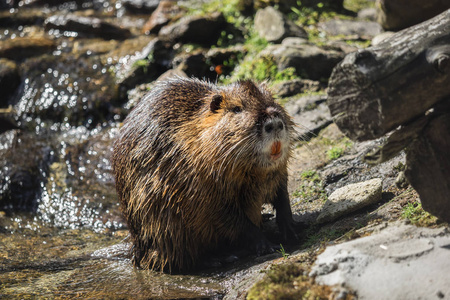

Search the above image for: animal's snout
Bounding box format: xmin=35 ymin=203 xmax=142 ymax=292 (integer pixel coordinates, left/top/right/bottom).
xmin=264 ymin=118 xmax=285 ymax=134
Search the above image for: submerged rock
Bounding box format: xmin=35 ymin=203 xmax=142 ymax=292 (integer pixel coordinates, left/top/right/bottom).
xmin=0 ymin=131 xmax=55 ymax=212
xmin=0 ymin=37 xmax=56 ymax=61
xmin=0 ymin=59 xmax=21 ymax=106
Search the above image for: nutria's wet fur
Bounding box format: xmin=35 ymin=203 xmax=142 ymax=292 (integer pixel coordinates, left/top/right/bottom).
xmin=112 ymin=78 xmax=298 ymax=272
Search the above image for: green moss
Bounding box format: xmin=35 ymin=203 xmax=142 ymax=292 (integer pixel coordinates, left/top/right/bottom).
xmin=293 ymin=170 xmax=327 ymax=203
xmin=247 ymin=263 xmax=333 ymax=300
xmin=327 ymin=146 xmax=345 ymax=160
xmin=230 ymin=54 xmax=298 ymax=82
xmin=343 ymin=0 xmax=376 ymax=12
xmin=401 ymin=202 xmax=438 ymax=227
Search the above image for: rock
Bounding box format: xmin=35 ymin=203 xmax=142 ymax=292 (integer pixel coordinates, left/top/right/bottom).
xmin=284 ymin=94 xmax=332 ymax=139
xmin=44 ymin=14 xmax=131 ymax=40
xmin=371 ymin=31 xmax=395 ymax=45
xmin=142 ymin=0 xmax=183 ymax=35
xmin=0 ymin=131 xmax=54 ymax=212
xmin=254 ymin=6 xmax=307 ymax=43
xmin=319 ymin=19 xmax=383 ymax=38
xmin=377 ymin=0 xmax=450 ymax=31
xmin=0 ymin=59 xmax=20 ymax=106
xmin=0 ymin=37 xmax=56 ymax=61
xmin=115 ymin=38 xmax=172 ymax=91
xmin=357 ymin=7 xmax=378 ymax=21
xmin=0 ymin=106 xmax=19 ymax=133
xmin=265 ymin=43 xmax=344 ymax=80
xmin=172 ymin=50 xmax=216 ymax=80
xmin=271 ymin=78 xmax=320 ymax=98
xmin=0 ymin=8 xmax=47 ymax=27
xmin=316 ymin=178 xmax=382 ymax=223
xmin=158 ymin=12 xmax=226 ymax=45
xmin=121 ymin=0 xmax=161 ymax=14
xmin=310 ymin=222 xmax=450 ymax=299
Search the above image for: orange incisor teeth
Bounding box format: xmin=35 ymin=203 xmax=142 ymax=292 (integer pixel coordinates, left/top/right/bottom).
xmin=271 ymin=141 xmax=281 ymax=156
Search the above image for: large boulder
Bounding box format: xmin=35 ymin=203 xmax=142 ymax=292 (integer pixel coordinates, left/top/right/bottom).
xmin=377 ymin=0 xmax=450 ymax=30
xmin=265 ymin=39 xmax=345 ymax=80
xmin=254 ymin=6 xmax=307 ymax=43
xmin=158 ymin=12 xmax=226 ymax=45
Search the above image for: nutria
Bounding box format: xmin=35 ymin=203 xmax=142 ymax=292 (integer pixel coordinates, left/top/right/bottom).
xmin=112 ymin=77 xmax=299 ymax=272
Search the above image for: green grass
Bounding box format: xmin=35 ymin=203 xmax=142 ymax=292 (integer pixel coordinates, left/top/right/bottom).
xmin=401 ymin=202 xmax=438 ymax=226
xmin=327 ymin=146 xmax=345 ymax=160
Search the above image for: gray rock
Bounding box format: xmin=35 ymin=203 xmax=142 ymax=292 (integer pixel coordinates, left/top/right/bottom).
xmin=284 ymin=94 xmax=332 ymax=139
xmin=254 ymin=6 xmax=307 ymax=43
xmin=319 ymin=19 xmax=383 ymax=38
xmin=357 ymin=7 xmax=378 ymax=21
xmin=316 ymin=178 xmax=382 ymax=223
xmin=271 ymin=79 xmax=320 ymax=98
xmin=310 ymin=222 xmax=450 ymax=299
xmin=158 ymin=12 xmax=226 ymax=45
xmin=265 ymin=43 xmax=344 ymax=80
xmin=44 ymin=14 xmax=131 ymax=40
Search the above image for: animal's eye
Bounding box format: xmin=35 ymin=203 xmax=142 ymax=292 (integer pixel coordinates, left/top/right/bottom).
xmin=232 ymin=106 xmax=242 ymax=113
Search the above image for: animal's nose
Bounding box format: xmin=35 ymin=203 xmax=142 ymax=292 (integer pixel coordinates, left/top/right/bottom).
xmin=264 ymin=118 xmax=284 ymax=134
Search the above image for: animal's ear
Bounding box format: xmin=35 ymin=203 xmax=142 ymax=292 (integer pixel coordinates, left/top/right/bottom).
xmin=210 ymin=94 xmax=223 ymax=113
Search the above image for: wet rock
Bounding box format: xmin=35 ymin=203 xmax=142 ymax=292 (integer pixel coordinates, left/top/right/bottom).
xmin=115 ymin=38 xmax=173 ymax=91
xmin=319 ymin=19 xmax=383 ymax=38
xmin=271 ymin=78 xmax=320 ymax=98
xmin=0 ymin=37 xmax=56 ymax=61
xmin=254 ymin=6 xmax=307 ymax=43
xmin=316 ymin=178 xmax=382 ymax=224
xmin=158 ymin=12 xmax=226 ymax=45
xmin=0 ymin=59 xmax=21 ymax=106
xmin=142 ymin=0 xmax=183 ymax=35
xmin=284 ymin=94 xmax=332 ymax=139
xmin=122 ymin=0 xmax=160 ymax=14
xmin=0 ymin=107 xmax=19 ymax=133
xmin=15 ymin=53 xmax=119 ymax=127
xmin=377 ymin=0 xmax=450 ymax=30
xmin=0 ymin=131 xmax=55 ymax=212
xmin=320 ymin=164 xmax=354 ymax=185
xmin=44 ymin=14 xmax=132 ymax=40
xmin=265 ymin=42 xmax=344 ymax=80
xmin=0 ymin=8 xmax=47 ymax=27
xmin=310 ymin=222 xmax=450 ymax=299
